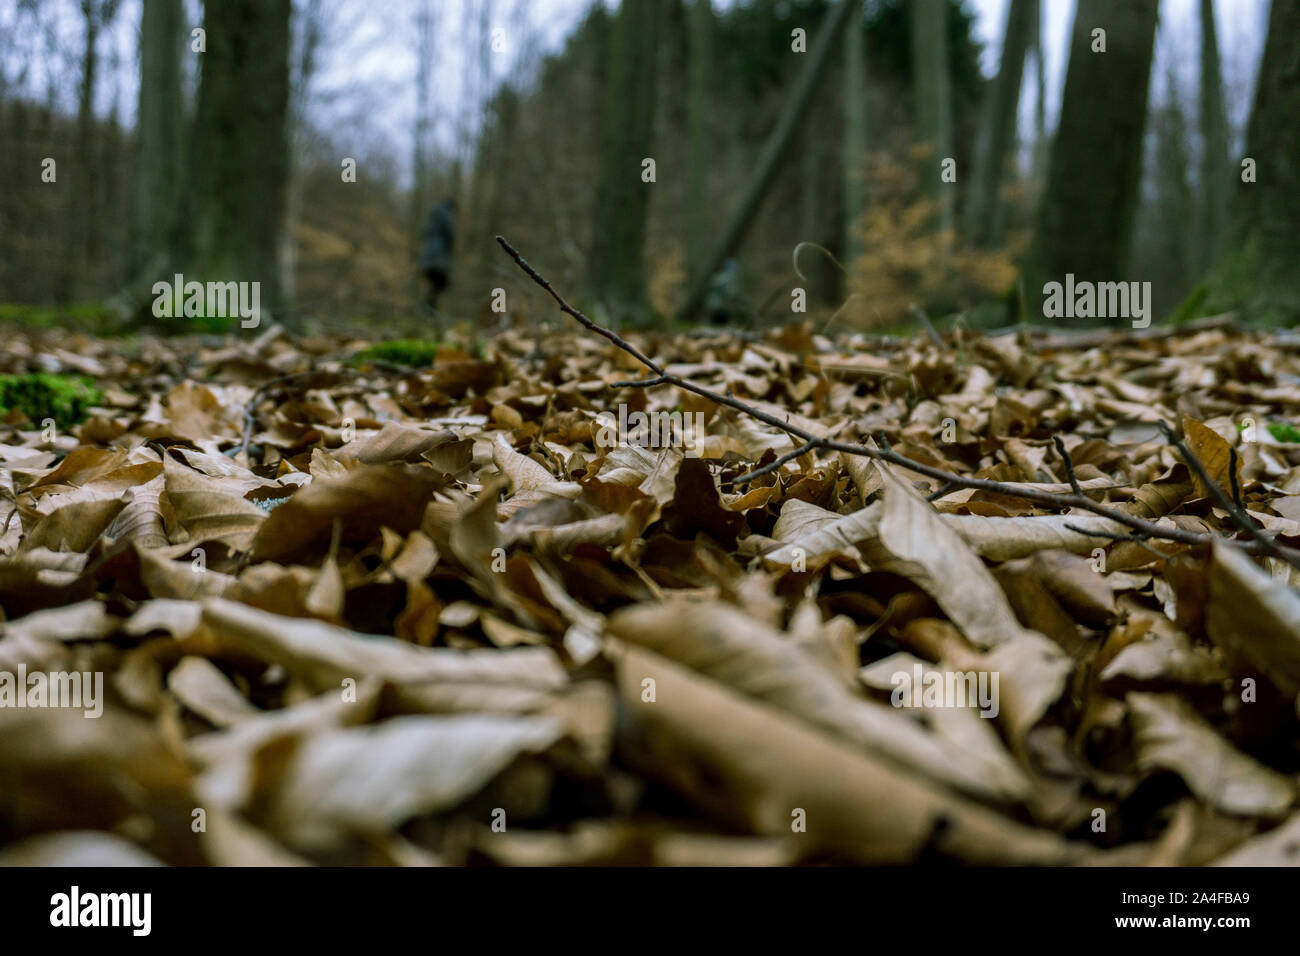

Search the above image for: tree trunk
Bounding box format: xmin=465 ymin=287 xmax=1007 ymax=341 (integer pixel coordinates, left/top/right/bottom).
xmin=1202 ymin=0 xmax=1300 ymax=323
xmin=189 ymin=0 xmax=291 ymax=322
xmin=685 ymin=0 xmax=712 ymax=286
xmin=587 ymin=0 xmax=662 ymax=322
xmin=64 ymin=3 xmax=103 ymax=302
xmin=1030 ymin=0 xmax=1047 ymax=184
xmin=964 ymin=0 xmax=1032 ymax=246
xmin=1029 ymin=0 xmax=1158 ymax=317
xmin=678 ymin=0 xmax=856 ymax=322
xmin=909 ymin=0 xmax=953 ymax=236
xmin=128 ymin=0 xmax=185 ymax=282
xmin=1198 ymin=0 xmax=1229 ymax=271
xmin=843 ymin=2 xmax=867 ymax=276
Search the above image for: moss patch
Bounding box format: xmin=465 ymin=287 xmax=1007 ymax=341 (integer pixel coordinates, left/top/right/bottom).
xmin=350 ymin=339 xmax=443 ymax=368
xmin=1267 ymin=421 xmax=1300 ymax=444
xmin=0 ymin=374 xmax=104 ymax=428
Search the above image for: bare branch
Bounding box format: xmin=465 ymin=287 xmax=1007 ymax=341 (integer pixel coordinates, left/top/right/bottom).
xmin=496 ymin=237 xmax=1300 ymax=562
xmin=1052 ymin=435 xmax=1083 ymax=497
xmin=496 ymin=236 xmax=664 ymax=375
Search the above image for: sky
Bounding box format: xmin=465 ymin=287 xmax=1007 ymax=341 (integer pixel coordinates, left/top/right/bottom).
xmin=0 ymin=0 xmax=1272 ymax=180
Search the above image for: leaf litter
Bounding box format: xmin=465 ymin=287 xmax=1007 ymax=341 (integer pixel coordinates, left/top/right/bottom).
xmin=2 ymin=318 xmax=1300 ymax=866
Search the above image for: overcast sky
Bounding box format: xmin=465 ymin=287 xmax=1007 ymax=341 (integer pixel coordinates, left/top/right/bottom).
xmin=0 ymin=0 xmax=1271 ymax=180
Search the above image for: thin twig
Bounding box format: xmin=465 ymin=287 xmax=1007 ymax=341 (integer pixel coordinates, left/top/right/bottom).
xmin=732 ymin=441 xmax=819 ymax=484
xmin=611 ymin=375 xmax=670 ymax=388
xmin=236 ymin=367 xmax=359 ymax=459
xmin=910 ymin=304 xmax=945 ymax=349
xmin=1229 ymin=445 xmax=1245 ymax=512
xmin=1053 ymin=435 xmax=1083 ymax=497
xmin=496 ymin=237 xmax=1299 ymax=561
xmin=496 ymin=237 xmax=663 ymax=375
xmin=926 ymin=480 xmax=957 ymax=502
xmin=1157 ymin=420 xmax=1300 ymax=570
xmin=1063 ymin=523 xmax=1171 ymax=561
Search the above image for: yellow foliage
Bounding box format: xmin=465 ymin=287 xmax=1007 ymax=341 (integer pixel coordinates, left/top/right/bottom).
xmin=842 ymin=153 xmax=1023 ymax=328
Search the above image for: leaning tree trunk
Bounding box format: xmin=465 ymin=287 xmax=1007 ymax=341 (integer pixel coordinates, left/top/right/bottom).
xmin=128 ymin=0 xmax=185 ymax=283
xmin=1201 ymin=0 xmax=1300 ymax=323
xmin=677 ymin=0 xmax=856 ymax=322
xmin=189 ymin=0 xmax=291 ymax=322
xmin=588 ymin=0 xmax=661 ymax=323
xmin=1029 ymin=0 xmax=1158 ymax=319
xmin=964 ymin=0 xmax=1033 ymax=246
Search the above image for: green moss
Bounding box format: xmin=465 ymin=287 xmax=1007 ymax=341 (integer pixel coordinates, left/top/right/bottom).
xmin=350 ymin=339 xmax=443 ymax=368
xmin=0 ymin=303 xmax=116 ymax=330
xmin=0 ymin=374 xmax=104 ymax=428
xmin=1267 ymin=421 xmax=1300 ymax=444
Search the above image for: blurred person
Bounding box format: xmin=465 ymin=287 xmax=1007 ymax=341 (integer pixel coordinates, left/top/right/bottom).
xmin=418 ymin=197 xmax=457 ymax=310
xmin=705 ymin=258 xmax=748 ymax=325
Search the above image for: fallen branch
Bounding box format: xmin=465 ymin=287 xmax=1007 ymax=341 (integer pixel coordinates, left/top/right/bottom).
xmin=496 ymin=236 xmax=1300 ymax=563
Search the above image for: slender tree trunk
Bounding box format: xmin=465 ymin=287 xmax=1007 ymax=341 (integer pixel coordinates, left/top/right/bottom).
xmin=678 ymin=0 xmax=856 ymax=321
xmin=588 ymin=0 xmax=661 ymax=321
xmin=1029 ymin=0 xmax=1159 ymax=318
xmin=64 ymin=4 xmax=102 ymax=302
xmin=128 ymin=0 xmax=185 ymax=282
xmin=1202 ymin=0 xmax=1300 ymax=323
xmin=686 ymin=0 xmax=712 ymax=286
xmin=909 ymin=0 xmax=953 ymax=236
xmin=411 ymin=0 xmax=436 ymax=239
xmin=1030 ymin=0 xmax=1048 ymax=184
xmin=964 ymin=0 xmax=1032 ymax=246
xmin=282 ymin=0 xmax=324 ymax=312
xmin=1148 ymin=64 xmax=1196 ymax=301
xmin=189 ymin=0 xmax=291 ymax=322
xmin=1198 ymin=0 xmax=1229 ymax=270
xmin=843 ymin=2 xmax=867 ymax=276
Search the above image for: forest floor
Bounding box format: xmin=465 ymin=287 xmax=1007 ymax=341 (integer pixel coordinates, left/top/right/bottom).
xmin=2 ymin=315 xmax=1300 ymax=866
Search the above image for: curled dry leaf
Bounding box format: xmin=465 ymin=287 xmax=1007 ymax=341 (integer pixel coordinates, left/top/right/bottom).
xmin=1127 ymin=692 xmax=1294 ymax=817
xmin=612 ymin=643 xmax=1083 ymax=864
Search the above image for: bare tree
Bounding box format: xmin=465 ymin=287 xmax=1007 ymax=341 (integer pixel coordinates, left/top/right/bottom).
xmin=686 ymin=0 xmax=713 ymax=285
xmin=189 ymin=0 xmax=292 ymax=320
xmin=588 ymin=0 xmax=662 ymax=321
xmin=1030 ymin=0 xmax=1159 ymax=315
xmin=843 ymin=0 xmax=867 ymax=275
xmin=1201 ymin=0 xmax=1300 ymax=322
xmin=128 ymin=0 xmax=185 ymax=283
xmin=964 ymin=0 xmax=1033 ymax=246
xmin=1198 ymin=0 xmax=1230 ymax=270
xmin=65 ymin=0 xmax=123 ymax=300
xmin=910 ymin=0 xmax=953 ymax=236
